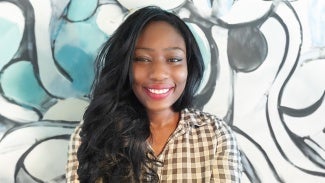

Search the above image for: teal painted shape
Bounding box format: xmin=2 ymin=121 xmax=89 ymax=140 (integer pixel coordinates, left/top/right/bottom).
xmin=0 ymin=61 xmax=51 ymax=110
xmin=67 ymin=0 xmax=98 ymax=21
xmin=186 ymin=23 xmax=211 ymax=69
xmin=54 ymin=21 xmax=108 ymax=94
xmin=0 ymin=17 xmax=23 ymax=69
xmin=55 ymin=45 xmax=94 ymax=93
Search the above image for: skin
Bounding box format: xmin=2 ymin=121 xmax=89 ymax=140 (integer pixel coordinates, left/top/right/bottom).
xmin=132 ymin=21 xmax=188 ymax=156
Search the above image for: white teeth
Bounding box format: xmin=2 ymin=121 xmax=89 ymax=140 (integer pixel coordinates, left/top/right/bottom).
xmin=148 ymin=88 xmax=169 ymax=94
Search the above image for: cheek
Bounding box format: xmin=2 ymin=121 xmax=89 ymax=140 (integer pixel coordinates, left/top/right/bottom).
xmin=131 ymin=66 xmax=143 ymax=97
xmin=175 ymin=67 xmax=188 ymax=86
xmin=132 ymin=75 xmax=143 ymax=101
xmin=132 ymin=65 xmax=144 ymax=85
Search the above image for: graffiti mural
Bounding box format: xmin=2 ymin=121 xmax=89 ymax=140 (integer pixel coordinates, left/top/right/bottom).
xmin=0 ymin=0 xmax=324 ymax=182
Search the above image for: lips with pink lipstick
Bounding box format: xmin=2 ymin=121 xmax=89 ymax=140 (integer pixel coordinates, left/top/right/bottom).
xmin=144 ymin=86 xmax=174 ymax=100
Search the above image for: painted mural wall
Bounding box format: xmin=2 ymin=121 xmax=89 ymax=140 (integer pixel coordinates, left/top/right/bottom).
xmin=0 ymin=0 xmax=324 ymax=182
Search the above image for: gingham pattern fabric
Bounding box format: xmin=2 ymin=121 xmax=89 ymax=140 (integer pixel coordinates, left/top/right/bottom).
xmin=66 ymin=108 xmax=242 ymax=183
xmin=66 ymin=124 xmax=82 ymax=183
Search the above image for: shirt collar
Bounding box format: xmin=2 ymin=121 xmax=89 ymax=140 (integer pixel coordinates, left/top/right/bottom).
xmin=179 ymin=108 xmax=208 ymax=129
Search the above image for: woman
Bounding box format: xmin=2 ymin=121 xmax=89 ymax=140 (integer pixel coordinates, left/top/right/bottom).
xmin=66 ymin=6 xmax=242 ymax=183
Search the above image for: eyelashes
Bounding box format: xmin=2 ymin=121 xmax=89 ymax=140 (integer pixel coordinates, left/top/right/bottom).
xmin=133 ymin=57 xmax=184 ymax=63
xmin=168 ymin=58 xmax=183 ymax=62
xmin=133 ymin=57 xmax=151 ymax=62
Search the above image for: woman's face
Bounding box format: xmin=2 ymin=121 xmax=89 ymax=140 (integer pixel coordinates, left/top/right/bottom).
xmin=132 ymin=21 xmax=188 ymax=113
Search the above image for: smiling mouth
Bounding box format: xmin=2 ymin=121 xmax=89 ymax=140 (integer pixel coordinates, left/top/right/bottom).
xmin=148 ymin=88 xmax=170 ymax=94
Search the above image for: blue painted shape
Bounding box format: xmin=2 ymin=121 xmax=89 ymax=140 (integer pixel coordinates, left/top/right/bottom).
xmin=54 ymin=21 xmax=107 ymax=94
xmin=55 ymin=45 xmax=94 ymax=93
xmin=0 ymin=61 xmax=51 ymax=110
xmin=0 ymin=17 xmax=23 ymax=69
xmin=186 ymin=23 xmax=211 ymax=70
xmin=67 ymin=0 xmax=98 ymax=21
xmin=309 ymin=0 xmax=325 ymax=47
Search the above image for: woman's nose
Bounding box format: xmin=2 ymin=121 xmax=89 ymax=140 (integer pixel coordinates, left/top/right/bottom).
xmin=149 ymin=60 xmax=168 ymax=81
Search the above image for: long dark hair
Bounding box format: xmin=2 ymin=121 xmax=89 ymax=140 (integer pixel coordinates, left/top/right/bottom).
xmin=77 ymin=6 xmax=204 ymax=183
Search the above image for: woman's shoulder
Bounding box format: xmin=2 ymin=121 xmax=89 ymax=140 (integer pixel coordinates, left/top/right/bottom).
xmin=183 ymin=108 xmax=235 ymax=137
xmin=73 ymin=121 xmax=83 ymax=134
xmin=69 ymin=121 xmax=83 ymax=144
xmin=183 ymin=108 xmax=225 ymax=126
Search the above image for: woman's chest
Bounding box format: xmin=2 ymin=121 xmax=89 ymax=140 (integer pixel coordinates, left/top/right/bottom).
xmin=155 ymin=134 xmax=217 ymax=183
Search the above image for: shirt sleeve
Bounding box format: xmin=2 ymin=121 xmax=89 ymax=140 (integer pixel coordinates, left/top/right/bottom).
xmin=213 ymin=120 xmax=242 ymax=183
xmin=66 ymin=124 xmax=82 ymax=183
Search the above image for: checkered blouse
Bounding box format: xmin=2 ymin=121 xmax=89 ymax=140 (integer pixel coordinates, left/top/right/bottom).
xmin=66 ymin=108 xmax=242 ymax=182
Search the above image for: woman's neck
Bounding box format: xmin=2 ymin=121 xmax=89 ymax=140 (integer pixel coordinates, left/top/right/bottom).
xmin=147 ymin=109 xmax=180 ymax=156
xmin=147 ymin=109 xmax=179 ymax=127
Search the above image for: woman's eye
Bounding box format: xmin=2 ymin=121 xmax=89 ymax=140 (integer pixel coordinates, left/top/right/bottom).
xmin=134 ymin=57 xmax=150 ymax=62
xmin=168 ymin=58 xmax=183 ymax=62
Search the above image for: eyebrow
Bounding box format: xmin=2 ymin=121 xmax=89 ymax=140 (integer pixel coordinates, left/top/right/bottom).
xmin=135 ymin=47 xmax=185 ymax=53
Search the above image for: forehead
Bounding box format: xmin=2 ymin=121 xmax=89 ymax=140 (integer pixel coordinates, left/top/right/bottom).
xmin=141 ymin=20 xmax=180 ymax=33
xmin=136 ymin=21 xmax=186 ymax=49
